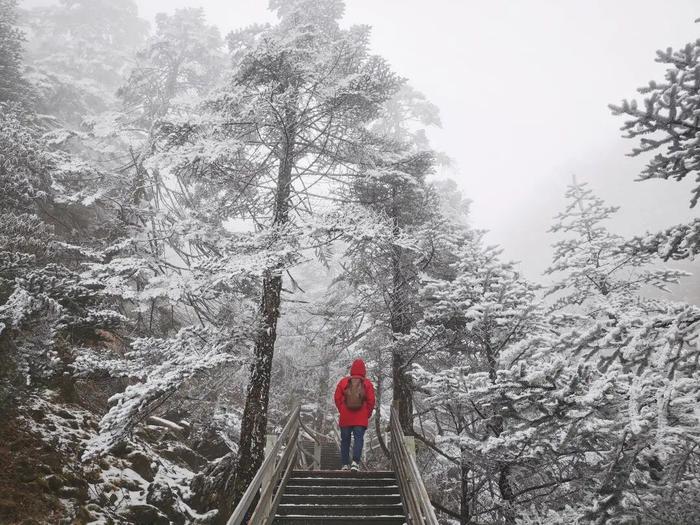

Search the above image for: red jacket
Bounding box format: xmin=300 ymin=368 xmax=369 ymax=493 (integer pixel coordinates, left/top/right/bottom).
xmin=334 ymin=359 xmax=376 ymax=428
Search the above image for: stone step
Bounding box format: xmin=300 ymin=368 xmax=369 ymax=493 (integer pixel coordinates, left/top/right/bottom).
xmin=281 ymin=494 xmax=402 ymax=506
xmin=291 ymin=470 xmax=395 ymax=479
xmin=286 ymin=477 xmax=397 ymax=487
xmin=274 ymin=517 xmax=406 ymax=525
xmin=287 ymin=473 xmax=397 ymax=487
xmin=277 ymin=503 xmax=405 ymax=516
xmin=284 ymin=485 xmax=400 ymax=496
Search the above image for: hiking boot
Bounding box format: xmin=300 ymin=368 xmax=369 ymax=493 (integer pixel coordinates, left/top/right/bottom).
xmin=341 ymin=464 xmax=350 ymax=471
xmin=350 ymin=461 xmax=359 ymax=471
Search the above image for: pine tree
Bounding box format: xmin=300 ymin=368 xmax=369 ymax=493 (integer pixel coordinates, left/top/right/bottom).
xmin=536 ymin=179 xmax=700 ymax=523
xmin=153 ymin=0 xmax=402 ymax=512
xmin=413 ymin=231 xmax=554 ymax=524
xmin=0 ymin=105 xmax=123 ymax=410
xmin=342 ymin=85 xmax=440 ymax=432
xmin=545 ymin=177 xmax=686 ymax=309
xmin=21 ymin=0 xmax=149 ymax=125
xmin=118 ymin=8 xmax=225 ymax=126
xmin=75 ymin=9 xmax=249 ymax=460
xmin=0 ymin=0 xmax=30 ymax=105
xmin=610 ymin=32 xmax=700 ymax=260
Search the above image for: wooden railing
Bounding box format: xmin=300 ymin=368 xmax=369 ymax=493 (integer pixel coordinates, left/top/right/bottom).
xmin=226 ymin=403 xmax=439 ymax=525
xmin=226 ymin=405 xmax=329 ymax=525
xmin=390 ymin=405 xmax=439 ymax=525
xmin=226 ymin=405 xmax=301 ymax=525
xmin=296 ymin=417 xmax=323 ymax=470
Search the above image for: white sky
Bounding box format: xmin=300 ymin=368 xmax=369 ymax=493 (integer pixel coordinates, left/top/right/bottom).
xmin=21 ymin=0 xmax=700 ymax=289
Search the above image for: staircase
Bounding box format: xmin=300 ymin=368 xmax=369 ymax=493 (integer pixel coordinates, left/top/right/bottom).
xmin=273 ymin=470 xmax=405 ymax=524
xmin=225 ymin=405 xmax=438 ymax=525
xmin=318 ymin=441 xmax=341 ymax=470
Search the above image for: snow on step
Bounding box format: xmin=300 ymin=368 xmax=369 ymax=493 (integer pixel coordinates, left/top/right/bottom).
xmin=274 ymin=518 xmax=406 ymax=525
xmin=277 ymin=504 xmax=404 ymax=516
xmin=272 ymin=469 xmax=407 ymax=525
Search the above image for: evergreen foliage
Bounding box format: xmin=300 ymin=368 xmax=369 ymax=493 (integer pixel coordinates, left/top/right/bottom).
xmin=0 ymin=0 xmax=30 ymax=105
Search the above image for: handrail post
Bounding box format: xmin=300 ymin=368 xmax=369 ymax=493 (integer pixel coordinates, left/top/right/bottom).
xmin=404 ymin=435 xmax=416 ymax=460
xmin=261 ymin=434 xmax=277 ymax=519
xmin=313 ymin=441 xmax=321 ymax=470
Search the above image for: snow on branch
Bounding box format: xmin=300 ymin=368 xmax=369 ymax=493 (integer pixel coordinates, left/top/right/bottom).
xmin=83 ymin=326 xmax=242 ymax=459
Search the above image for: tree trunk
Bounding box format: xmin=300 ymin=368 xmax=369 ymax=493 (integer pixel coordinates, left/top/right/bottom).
xmin=485 ymin=342 xmax=515 ymax=524
xmin=222 ymin=120 xmax=295 ymax=520
xmin=460 ymin=446 xmax=471 ymax=525
xmin=497 ymin=461 xmax=515 ymax=524
xmin=228 ymin=271 xmax=283 ymax=502
xmin=390 ymin=238 xmax=413 ymax=433
xmin=389 ymin=184 xmax=414 ymax=432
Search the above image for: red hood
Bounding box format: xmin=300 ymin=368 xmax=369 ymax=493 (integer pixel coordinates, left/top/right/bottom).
xmin=350 ymin=359 xmax=366 ymax=377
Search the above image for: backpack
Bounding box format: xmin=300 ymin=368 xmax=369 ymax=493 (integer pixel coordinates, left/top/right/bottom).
xmin=344 ymin=377 xmax=366 ymax=411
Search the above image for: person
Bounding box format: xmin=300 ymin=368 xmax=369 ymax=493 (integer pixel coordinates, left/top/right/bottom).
xmin=333 ymin=358 xmax=376 ymax=471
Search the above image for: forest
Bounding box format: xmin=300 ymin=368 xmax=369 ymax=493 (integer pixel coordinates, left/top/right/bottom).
xmin=0 ymin=0 xmax=699 ymax=524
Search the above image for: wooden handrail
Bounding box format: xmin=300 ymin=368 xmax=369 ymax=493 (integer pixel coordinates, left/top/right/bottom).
xmin=226 ymin=405 xmax=301 ymax=525
xmin=299 ymin=418 xmax=325 ymax=444
xmin=390 ymin=405 xmax=439 ymax=525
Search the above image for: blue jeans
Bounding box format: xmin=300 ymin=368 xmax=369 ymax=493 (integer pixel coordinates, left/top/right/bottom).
xmin=340 ymin=426 xmax=366 ymax=465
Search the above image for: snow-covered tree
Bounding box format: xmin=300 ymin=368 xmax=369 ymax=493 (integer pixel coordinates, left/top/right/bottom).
xmin=118 ymin=8 xmax=225 ymax=126
xmin=20 ymin=0 xmax=148 ymax=125
xmin=545 ymin=177 xmax=686 ymax=310
xmin=528 ymin=180 xmax=700 ymax=524
xmin=0 ymin=104 xmax=123 ymax=410
xmin=140 ymin=0 xmax=403 ymax=509
xmin=610 ymin=32 xmax=700 ymax=260
xmin=0 ymin=0 xmax=31 ymax=105
xmin=338 ymin=83 xmax=443 ymax=432
xmin=411 ymin=231 xmax=571 ymax=524
xmin=73 ymin=15 xmax=247 ymax=458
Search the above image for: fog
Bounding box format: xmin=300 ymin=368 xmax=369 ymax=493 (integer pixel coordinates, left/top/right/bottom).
xmin=5 ymin=2 xmax=700 ymax=522
xmin=21 ymin=0 xmax=700 ymax=286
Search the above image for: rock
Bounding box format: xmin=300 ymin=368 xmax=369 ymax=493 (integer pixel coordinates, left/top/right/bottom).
xmin=159 ymin=443 xmax=207 ymax=471
xmin=193 ymin=509 xmax=219 ymax=524
xmin=118 ymin=504 xmax=170 ymax=525
xmin=56 ymin=409 xmax=76 ymax=420
xmin=45 ymin=474 xmax=65 ymax=492
xmin=127 ymin=451 xmax=156 ymax=482
xmin=189 ymin=452 xmax=235 ymax=512
xmin=192 ymin=429 xmax=231 ymax=460
xmin=146 ymin=482 xmax=175 ymax=510
xmin=112 ymin=441 xmax=137 ymax=458
xmin=17 ymin=465 xmax=37 ymax=483
xmin=58 ymin=484 xmax=88 ymax=500
xmin=110 ymin=441 xmax=134 ymax=458
xmin=29 ymin=409 xmax=45 ymax=421
xmin=112 ymin=476 xmax=142 ymax=491
xmin=76 ymin=505 xmax=94 ymax=523
xmin=147 ymin=482 xmax=187 ymax=524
